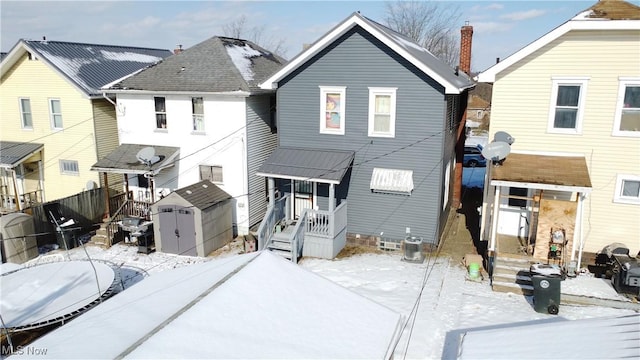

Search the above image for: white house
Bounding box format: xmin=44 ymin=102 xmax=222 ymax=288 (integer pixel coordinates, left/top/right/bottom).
xmin=94 ymin=37 xmax=285 ymax=236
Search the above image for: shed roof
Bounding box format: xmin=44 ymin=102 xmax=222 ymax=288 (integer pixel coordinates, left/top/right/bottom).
xmin=0 ymin=141 xmax=44 ymax=169
xmin=167 ymin=180 xmax=231 ymax=210
xmin=257 ymin=146 xmax=355 ymax=184
xmin=260 ymin=12 xmax=474 ymax=94
xmin=0 ymin=40 xmax=172 ymax=97
xmin=490 ymin=153 xmax=592 ymax=193
xmin=26 ymin=251 xmax=402 ymax=359
xmin=108 ymin=37 xmax=286 ymax=93
xmin=90 ymin=143 xmax=179 ymax=175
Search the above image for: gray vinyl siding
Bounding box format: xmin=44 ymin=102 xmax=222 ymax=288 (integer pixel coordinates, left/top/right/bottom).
xmin=277 ymin=26 xmax=453 ymax=244
xmin=246 ymin=94 xmax=277 ymax=228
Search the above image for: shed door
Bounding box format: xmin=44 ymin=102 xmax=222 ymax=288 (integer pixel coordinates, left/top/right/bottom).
xmin=158 ymin=205 xmax=197 ymax=256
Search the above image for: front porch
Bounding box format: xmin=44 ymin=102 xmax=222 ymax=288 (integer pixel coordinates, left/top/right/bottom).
xmin=0 ymin=141 xmax=45 ymax=214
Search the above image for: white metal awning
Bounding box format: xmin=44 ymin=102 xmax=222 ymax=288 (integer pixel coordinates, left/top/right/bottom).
xmin=370 ymin=168 xmax=414 ymax=195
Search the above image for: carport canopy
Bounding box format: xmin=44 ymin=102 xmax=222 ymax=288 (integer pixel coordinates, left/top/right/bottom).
xmin=91 ymin=144 xmax=179 ymax=175
xmin=256 ymin=146 xmax=355 ymax=184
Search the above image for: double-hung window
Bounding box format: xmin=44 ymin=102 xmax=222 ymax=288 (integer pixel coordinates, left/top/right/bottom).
xmin=200 ymin=165 xmax=223 ymax=183
xmin=368 ymin=87 xmax=397 ymax=137
xmin=548 ymin=77 xmax=588 ymax=134
xmin=19 ymin=98 xmax=33 ymax=129
xmin=192 ymin=97 xmax=204 ymax=132
xmin=614 ymin=175 xmax=640 ymax=205
xmin=154 ymin=97 xmax=167 ymax=129
xmin=49 ymin=98 xmax=63 ymax=129
xmin=319 ymin=86 xmax=346 ymax=135
xmin=613 ymin=78 xmax=640 ymax=137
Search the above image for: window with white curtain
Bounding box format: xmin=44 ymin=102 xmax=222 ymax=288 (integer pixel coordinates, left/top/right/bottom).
xmin=368 ymin=87 xmax=397 ymax=137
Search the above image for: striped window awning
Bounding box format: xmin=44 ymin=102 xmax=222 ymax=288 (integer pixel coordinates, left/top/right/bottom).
xmin=370 ymin=168 xmax=414 ymax=195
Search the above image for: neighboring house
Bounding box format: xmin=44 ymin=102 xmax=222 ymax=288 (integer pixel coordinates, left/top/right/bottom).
xmin=477 ymin=0 xmax=640 ymax=267
xmin=95 ymin=37 xmax=285 ymax=236
xmin=465 ymin=83 xmax=492 ymax=133
xmin=0 ymin=40 xmax=171 ymax=213
xmin=256 ymin=12 xmax=474 ymax=261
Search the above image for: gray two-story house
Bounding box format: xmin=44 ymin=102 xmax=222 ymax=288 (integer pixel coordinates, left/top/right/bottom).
xmin=256 ymin=13 xmax=474 ymax=261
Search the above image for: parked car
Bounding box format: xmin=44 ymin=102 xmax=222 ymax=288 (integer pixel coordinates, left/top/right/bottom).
xmin=464 ymin=144 xmax=486 ymax=167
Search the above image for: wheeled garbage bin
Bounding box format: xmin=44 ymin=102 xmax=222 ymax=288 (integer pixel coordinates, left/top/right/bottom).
xmin=531 ymin=275 xmax=561 ymax=315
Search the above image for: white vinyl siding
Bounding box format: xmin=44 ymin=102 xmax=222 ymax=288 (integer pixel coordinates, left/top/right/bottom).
xmin=547 ymin=77 xmax=588 ymax=134
xmin=49 ymin=98 xmax=63 ymax=129
xmin=319 ymin=86 xmax=346 ymax=135
xmin=19 ymin=97 xmax=32 ymax=129
xmin=613 ymin=78 xmax=640 ymax=137
xmin=368 ymin=87 xmax=397 ymax=137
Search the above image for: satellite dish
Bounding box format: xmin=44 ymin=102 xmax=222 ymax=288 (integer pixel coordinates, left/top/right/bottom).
xmin=481 ymin=141 xmax=511 ymax=163
xmin=136 ymin=147 xmax=160 ymax=167
xmin=86 ymin=180 xmax=97 ymax=190
xmin=494 ymin=131 xmax=515 ymax=145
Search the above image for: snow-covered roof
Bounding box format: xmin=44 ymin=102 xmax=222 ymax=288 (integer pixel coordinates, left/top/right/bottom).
xmin=260 ymin=12 xmax=474 ymax=94
xmin=0 ymin=40 xmax=172 ymax=98
xmin=27 ymin=251 xmax=402 ymax=359
xmin=477 ymin=1 xmax=640 ymax=82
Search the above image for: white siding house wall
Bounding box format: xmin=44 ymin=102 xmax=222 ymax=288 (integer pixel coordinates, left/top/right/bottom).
xmin=116 ymin=93 xmax=251 ymax=235
xmin=489 ymin=30 xmax=640 ymax=255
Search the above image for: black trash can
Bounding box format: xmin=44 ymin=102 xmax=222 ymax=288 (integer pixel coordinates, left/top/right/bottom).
xmin=532 ymin=275 xmax=561 ymax=315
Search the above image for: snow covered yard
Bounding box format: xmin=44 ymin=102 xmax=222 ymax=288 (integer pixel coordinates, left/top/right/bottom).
xmin=14 ymin=243 xmax=638 ymax=359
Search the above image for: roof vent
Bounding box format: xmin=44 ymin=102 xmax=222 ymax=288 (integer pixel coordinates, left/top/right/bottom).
xmin=186 ymin=190 xmax=192 ymax=195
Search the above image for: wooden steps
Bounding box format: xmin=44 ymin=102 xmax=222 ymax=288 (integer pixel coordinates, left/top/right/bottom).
xmin=491 ymin=255 xmax=535 ymax=296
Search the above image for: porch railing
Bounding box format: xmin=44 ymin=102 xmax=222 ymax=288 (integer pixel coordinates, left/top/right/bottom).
xmin=257 ymin=194 xmax=289 ymax=250
xmin=305 ymin=201 xmax=348 ymax=238
xmin=0 ymin=190 xmax=44 ymax=212
xmin=289 ymin=210 xmax=307 ymax=263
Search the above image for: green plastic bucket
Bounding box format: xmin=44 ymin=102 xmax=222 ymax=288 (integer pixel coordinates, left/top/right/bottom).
xmin=469 ymin=263 xmax=481 ymax=279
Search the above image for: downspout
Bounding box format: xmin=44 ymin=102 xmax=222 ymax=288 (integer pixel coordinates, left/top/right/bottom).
xmin=576 ymin=193 xmax=586 ymax=272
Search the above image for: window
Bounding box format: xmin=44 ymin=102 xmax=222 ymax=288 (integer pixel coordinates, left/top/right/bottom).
xmin=508 ymin=187 xmax=528 ymax=208
xmin=476 ymin=110 xmax=483 ymax=119
xmin=192 ymin=97 xmax=204 ymax=132
xmin=49 ymin=98 xmax=63 ymax=129
xmin=19 ymin=98 xmax=32 ymax=129
xmin=154 ymin=97 xmax=167 ymax=129
xmin=319 ymin=86 xmax=346 ymax=135
xmin=59 ymin=160 xmax=79 ymax=175
xmin=370 ymin=167 xmax=414 ymax=196
xmin=614 ymin=175 xmax=640 ymax=205
xmin=368 ymin=87 xmax=397 ymax=137
xmin=199 ymin=165 xmax=223 ymax=183
xmin=548 ymin=77 xmax=588 ymax=134
xmin=446 ymin=95 xmax=460 ymax=131
xmin=613 ymin=78 xmax=640 ymax=137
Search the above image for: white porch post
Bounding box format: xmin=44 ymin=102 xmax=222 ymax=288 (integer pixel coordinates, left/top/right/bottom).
xmin=38 ymin=159 xmax=45 ymax=202
xmin=489 ymin=186 xmax=501 ymax=252
xmin=576 ymin=193 xmax=586 ymax=270
xmin=268 ymin=177 xmax=275 ymax=208
xmin=329 ymin=183 xmax=335 ymax=212
xmin=11 ymin=169 xmax=21 ymax=211
xmin=290 ymin=180 xmax=295 ymax=217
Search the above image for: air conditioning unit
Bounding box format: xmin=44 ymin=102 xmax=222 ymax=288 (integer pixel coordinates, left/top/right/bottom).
xmin=403 ymin=236 xmax=424 ymax=263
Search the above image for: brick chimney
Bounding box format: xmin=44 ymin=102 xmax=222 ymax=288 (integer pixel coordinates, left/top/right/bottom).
xmin=174 ymin=44 xmax=183 ymax=55
xmin=459 ymin=22 xmax=473 ymax=74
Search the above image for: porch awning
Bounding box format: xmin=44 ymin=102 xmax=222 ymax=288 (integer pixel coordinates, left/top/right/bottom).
xmin=490 ymin=153 xmax=592 ymax=193
xmin=0 ymin=141 xmax=44 ymax=169
xmin=91 ymin=144 xmax=180 ymax=175
xmin=370 ymin=168 xmax=414 ymax=195
xmin=256 ymin=146 xmax=355 ymax=184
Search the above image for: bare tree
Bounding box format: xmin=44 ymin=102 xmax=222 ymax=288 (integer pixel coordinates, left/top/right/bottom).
xmin=223 ymin=15 xmax=287 ymax=58
xmin=384 ymin=0 xmax=461 ymax=67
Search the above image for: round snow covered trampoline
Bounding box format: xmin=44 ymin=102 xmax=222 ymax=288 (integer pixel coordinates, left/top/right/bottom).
xmin=1 ymin=260 xmax=120 ymax=331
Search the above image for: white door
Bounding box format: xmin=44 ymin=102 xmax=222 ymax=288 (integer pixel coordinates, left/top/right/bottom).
xmin=293 ymin=180 xmax=315 ymax=219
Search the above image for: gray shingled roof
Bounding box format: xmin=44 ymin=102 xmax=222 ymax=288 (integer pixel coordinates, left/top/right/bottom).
xmin=172 ymin=180 xmax=231 ymax=210
xmin=111 ymin=37 xmax=286 ymax=93
xmin=257 ymin=147 xmax=355 ymax=184
xmin=16 ymin=40 xmax=172 ymax=97
xmin=0 ymin=141 xmax=44 ymax=168
xmin=360 ymin=14 xmax=473 ymax=90
xmin=91 ymin=144 xmax=179 ymax=175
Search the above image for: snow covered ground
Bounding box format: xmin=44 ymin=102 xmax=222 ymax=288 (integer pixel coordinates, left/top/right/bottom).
xmin=13 ymin=243 xmax=637 ymax=359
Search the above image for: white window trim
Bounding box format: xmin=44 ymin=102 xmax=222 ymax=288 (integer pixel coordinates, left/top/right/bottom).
xmin=368 ymin=87 xmax=397 ymax=138
xmin=154 ymin=96 xmax=167 ymax=130
xmin=19 ymin=97 xmax=32 ymax=129
xmin=613 ymin=174 xmax=640 ymax=205
xmin=192 ymin=97 xmax=205 ymax=134
xmin=199 ymin=164 xmax=223 ymax=184
xmin=547 ymin=77 xmax=589 ymax=134
xmin=319 ymin=86 xmax=346 ymax=135
xmin=49 ymin=98 xmax=63 ymax=130
xmin=59 ymin=160 xmax=79 ymax=176
xmin=612 ymin=77 xmax=640 ymax=138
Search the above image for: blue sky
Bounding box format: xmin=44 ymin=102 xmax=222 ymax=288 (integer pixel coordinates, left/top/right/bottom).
xmin=1 ymin=1 xmax=595 ymax=72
